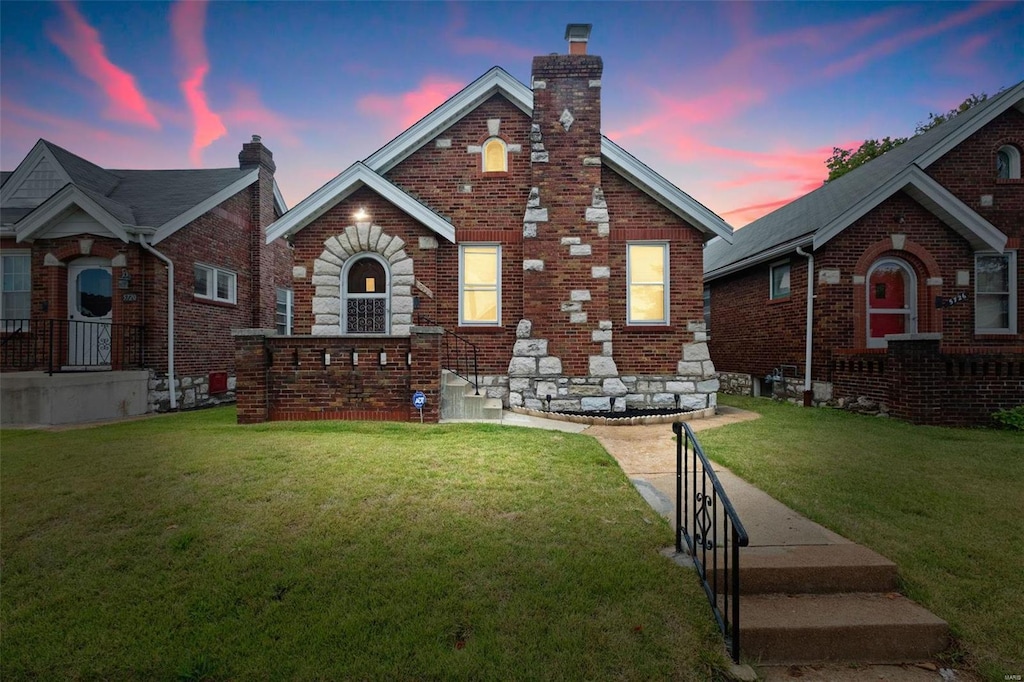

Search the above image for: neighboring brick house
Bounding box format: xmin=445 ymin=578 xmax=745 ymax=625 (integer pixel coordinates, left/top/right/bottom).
xmin=235 ymin=26 xmax=733 ymax=424
xmin=705 ymin=82 xmax=1023 ymax=426
xmin=0 ymin=136 xmax=291 ymax=425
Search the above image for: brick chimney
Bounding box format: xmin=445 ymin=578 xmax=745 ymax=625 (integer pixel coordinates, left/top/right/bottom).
xmin=515 ymin=24 xmax=610 ymax=383
xmin=239 ymin=134 xmax=276 ymax=174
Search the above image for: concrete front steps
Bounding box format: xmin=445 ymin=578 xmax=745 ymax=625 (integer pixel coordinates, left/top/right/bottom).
xmin=440 ymin=371 xmax=502 ymax=420
xmin=716 ymin=544 xmax=949 ymax=664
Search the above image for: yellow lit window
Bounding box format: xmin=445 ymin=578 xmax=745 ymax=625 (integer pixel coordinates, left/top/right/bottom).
xmin=483 ymin=138 xmax=507 ymax=172
xmin=627 ymin=243 xmax=668 ymax=324
xmin=460 ymin=244 xmax=500 ymax=324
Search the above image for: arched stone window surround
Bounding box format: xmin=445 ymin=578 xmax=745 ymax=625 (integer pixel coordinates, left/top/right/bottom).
xmin=996 ymin=143 xmax=1022 ymax=179
xmin=311 ymin=223 xmax=415 ymax=336
xmin=852 ymin=237 xmax=940 ymax=347
xmin=342 ymin=252 xmax=391 ymax=334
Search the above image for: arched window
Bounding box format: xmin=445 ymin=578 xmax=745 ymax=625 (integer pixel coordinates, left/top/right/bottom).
xmin=482 ymin=138 xmax=507 ymax=172
xmin=866 ymin=258 xmax=917 ymax=348
xmin=343 ymin=255 xmax=389 ymax=334
xmin=996 ymin=145 xmax=1021 ymax=179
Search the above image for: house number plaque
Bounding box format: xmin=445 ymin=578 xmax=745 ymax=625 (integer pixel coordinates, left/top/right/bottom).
xmin=122 ymin=293 xmax=138 ymax=302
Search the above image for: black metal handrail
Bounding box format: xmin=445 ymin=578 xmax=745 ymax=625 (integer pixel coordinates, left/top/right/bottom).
xmin=414 ymin=314 xmax=479 ymax=394
xmin=0 ymin=319 xmax=144 ymax=375
xmin=673 ymin=421 xmax=749 ymax=663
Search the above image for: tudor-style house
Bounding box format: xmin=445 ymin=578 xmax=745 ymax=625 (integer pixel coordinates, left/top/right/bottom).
xmin=704 ymin=82 xmax=1024 ymax=426
xmin=0 ymin=136 xmax=292 ymax=425
xmin=233 ymin=26 xmax=734 ymax=424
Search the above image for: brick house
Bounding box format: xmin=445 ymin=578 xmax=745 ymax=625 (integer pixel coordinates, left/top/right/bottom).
xmin=0 ymin=136 xmax=291 ymax=425
xmin=235 ymin=26 xmax=733 ymax=424
xmin=704 ymin=82 xmax=1023 ymax=426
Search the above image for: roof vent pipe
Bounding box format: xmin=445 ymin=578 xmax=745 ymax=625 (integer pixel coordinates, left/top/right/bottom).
xmin=565 ymin=24 xmax=592 ymax=54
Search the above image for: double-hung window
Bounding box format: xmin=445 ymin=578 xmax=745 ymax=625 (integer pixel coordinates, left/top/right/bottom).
xmin=275 ymin=287 xmax=293 ymax=335
xmin=194 ymin=263 xmax=236 ymax=304
xmin=975 ymin=251 xmax=1017 ymax=334
xmin=627 ymin=242 xmax=669 ymax=325
xmin=770 ymin=261 xmax=791 ymax=300
xmin=460 ymin=244 xmax=500 ymax=325
xmin=1 ymin=251 xmax=31 ymax=330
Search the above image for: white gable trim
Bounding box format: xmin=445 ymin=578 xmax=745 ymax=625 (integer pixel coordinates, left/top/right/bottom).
xmin=813 ymin=166 xmax=1006 ymax=253
xmin=15 ymin=184 xmax=129 ymax=243
xmin=364 ymin=67 xmax=532 ymax=174
xmin=0 ymin=140 xmax=74 ymax=208
xmin=601 ymin=137 xmax=733 ymax=243
xmin=264 ymin=162 xmax=455 ymax=245
xmin=273 ymin=180 xmax=288 ymax=214
xmin=150 ymin=169 xmax=259 ymax=244
xmin=914 ymin=82 xmax=1024 ymax=169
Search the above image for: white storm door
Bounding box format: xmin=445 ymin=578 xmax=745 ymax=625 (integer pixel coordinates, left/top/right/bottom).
xmin=67 ymin=261 xmax=113 ymax=366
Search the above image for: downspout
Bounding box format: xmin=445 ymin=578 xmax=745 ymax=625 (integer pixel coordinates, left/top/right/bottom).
xmin=795 ymin=246 xmax=814 ymax=402
xmin=138 ymin=234 xmax=177 ymax=410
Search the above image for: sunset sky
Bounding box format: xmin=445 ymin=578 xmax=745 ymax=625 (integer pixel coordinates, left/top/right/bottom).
xmin=2 ymin=1 xmax=1021 ymax=227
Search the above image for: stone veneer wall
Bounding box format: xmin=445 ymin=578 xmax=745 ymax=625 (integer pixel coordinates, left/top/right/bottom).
xmin=147 ymin=370 xmax=237 ymax=412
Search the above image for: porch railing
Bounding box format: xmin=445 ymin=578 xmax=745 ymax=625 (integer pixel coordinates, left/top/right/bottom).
xmin=673 ymin=421 xmax=749 ymax=663
xmin=414 ymin=314 xmax=479 ymax=394
xmin=0 ymin=319 xmax=144 ymax=374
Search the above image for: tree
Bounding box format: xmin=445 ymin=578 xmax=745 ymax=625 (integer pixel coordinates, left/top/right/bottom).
xmin=824 ymin=93 xmax=991 ymax=182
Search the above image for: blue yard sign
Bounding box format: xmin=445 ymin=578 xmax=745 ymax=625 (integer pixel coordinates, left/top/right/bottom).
xmin=412 ymin=391 xmax=426 ymax=409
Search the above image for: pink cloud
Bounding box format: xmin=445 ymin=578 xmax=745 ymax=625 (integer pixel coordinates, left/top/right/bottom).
xmin=823 ymin=2 xmax=1003 ymax=78
xmin=442 ymin=3 xmax=537 ymax=61
xmin=357 ymin=76 xmax=465 ymax=132
xmin=170 ymin=0 xmax=227 ymax=164
xmin=46 ymin=2 xmax=159 ymax=128
xmin=221 ymin=86 xmax=303 ymax=147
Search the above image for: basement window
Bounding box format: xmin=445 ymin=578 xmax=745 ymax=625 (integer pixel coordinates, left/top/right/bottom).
xmin=194 ymin=263 xmax=236 ymax=304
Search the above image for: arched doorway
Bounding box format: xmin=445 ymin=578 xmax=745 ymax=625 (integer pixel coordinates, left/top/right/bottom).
xmin=343 ymin=255 xmax=390 ymax=334
xmin=866 ymin=257 xmax=917 ymax=348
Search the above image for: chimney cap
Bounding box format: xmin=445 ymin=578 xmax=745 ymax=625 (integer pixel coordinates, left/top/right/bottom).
xmin=251 ymin=134 xmax=262 ymax=143
xmin=564 ymin=23 xmax=592 ymax=42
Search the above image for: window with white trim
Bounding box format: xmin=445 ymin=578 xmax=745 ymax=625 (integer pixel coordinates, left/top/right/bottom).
xmin=703 ymin=285 xmax=711 ymax=333
xmin=975 ymin=251 xmax=1017 ymax=334
xmin=275 ymin=287 xmax=293 ymax=335
xmin=460 ymin=244 xmax=500 ymax=325
xmin=482 ymin=138 xmax=507 ymax=172
xmin=770 ymin=261 xmax=791 ymax=300
xmin=627 ymin=242 xmax=669 ymax=325
xmin=1 ymin=251 xmax=31 ymax=329
xmin=996 ymin=145 xmax=1021 ymax=180
xmin=194 ymin=263 xmax=236 ymax=304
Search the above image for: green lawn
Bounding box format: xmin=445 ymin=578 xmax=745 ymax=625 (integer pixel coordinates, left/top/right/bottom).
xmin=702 ymin=395 xmax=1024 ymax=681
xmin=1 ymin=409 xmax=725 ymax=681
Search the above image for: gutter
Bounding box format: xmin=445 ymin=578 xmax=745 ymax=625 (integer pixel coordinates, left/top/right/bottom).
xmin=795 ymin=246 xmax=814 ymax=398
xmin=138 ymin=234 xmax=177 ymax=410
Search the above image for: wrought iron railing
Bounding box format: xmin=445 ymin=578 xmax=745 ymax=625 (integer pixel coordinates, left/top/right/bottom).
xmin=414 ymin=314 xmax=479 ymax=394
xmin=673 ymin=421 xmax=749 ymax=663
xmin=0 ymin=319 xmax=144 ymax=374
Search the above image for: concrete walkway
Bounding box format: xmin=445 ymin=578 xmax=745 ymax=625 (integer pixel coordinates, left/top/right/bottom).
xmin=498 ymin=406 xmax=964 ymax=680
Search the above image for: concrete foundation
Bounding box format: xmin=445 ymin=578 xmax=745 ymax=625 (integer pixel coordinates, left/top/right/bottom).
xmin=0 ymin=371 xmax=150 ymax=426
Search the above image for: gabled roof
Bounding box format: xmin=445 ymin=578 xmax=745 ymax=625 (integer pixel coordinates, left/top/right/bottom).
xmin=265 ymin=162 xmax=455 ymax=244
xmin=1 ymin=139 xmax=287 ymax=243
xmin=704 ymin=81 xmax=1023 ymax=280
xmin=272 ymin=66 xmax=733 ymax=244
xmin=15 ymin=184 xmax=132 ymax=243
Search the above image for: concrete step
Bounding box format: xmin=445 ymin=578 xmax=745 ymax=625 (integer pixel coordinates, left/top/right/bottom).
xmin=439 ymin=371 xmax=501 ymax=421
xmin=737 ymin=592 xmax=948 ymax=664
xmin=710 ymin=544 xmax=898 ymax=594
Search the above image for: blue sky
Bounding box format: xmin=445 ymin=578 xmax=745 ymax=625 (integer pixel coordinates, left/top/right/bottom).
xmin=2 ymin=1 xmax=1021 ymax=226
